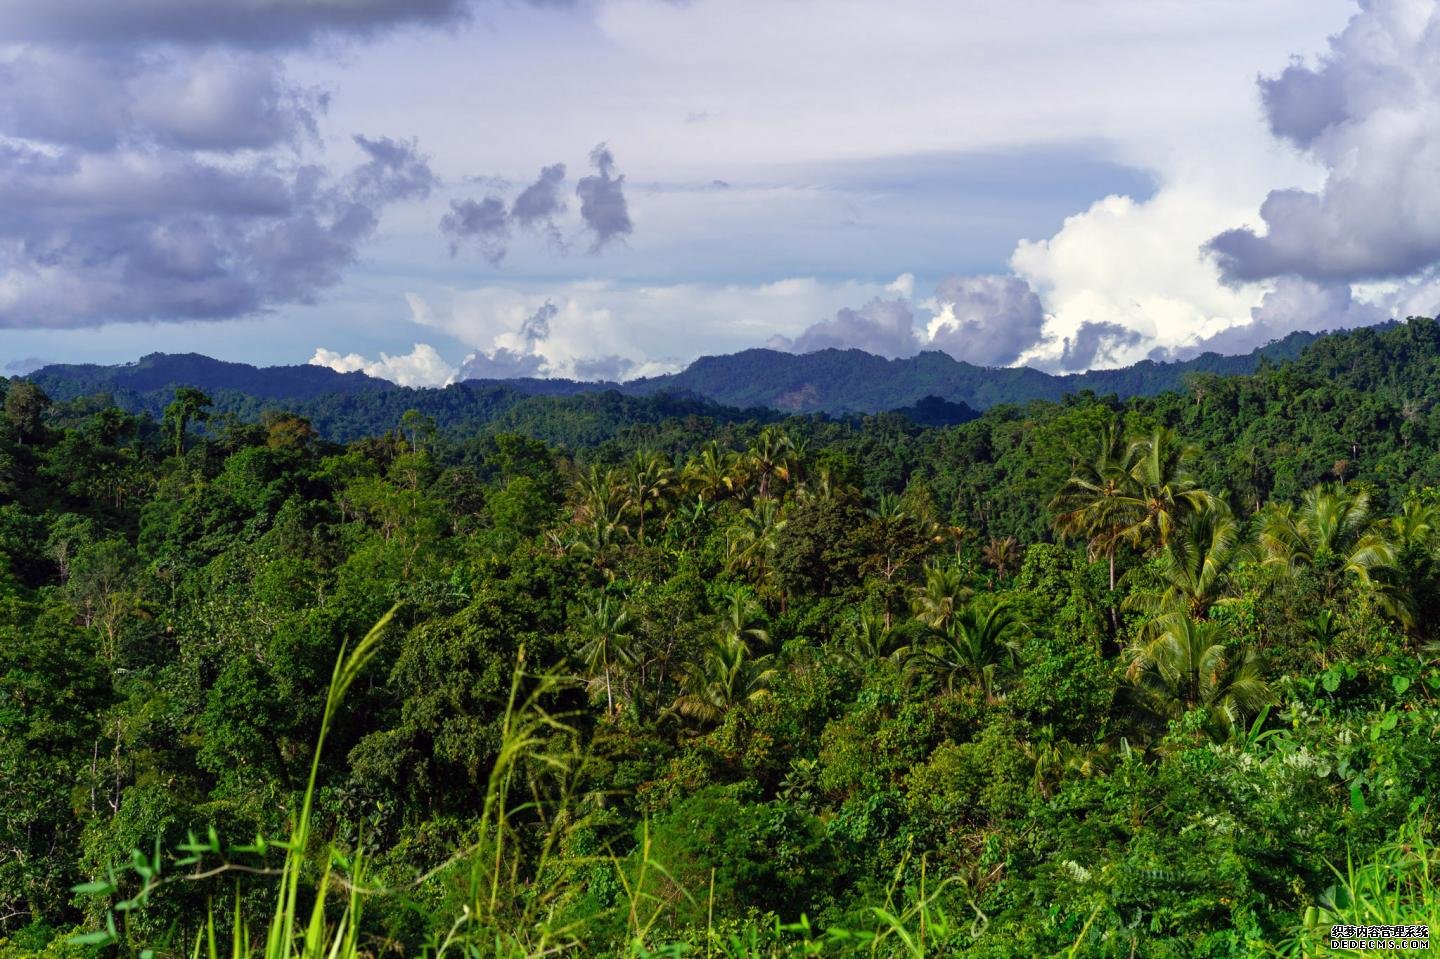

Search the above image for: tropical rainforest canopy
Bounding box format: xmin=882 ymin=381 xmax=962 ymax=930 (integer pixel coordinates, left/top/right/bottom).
xmin=6 ymin=319 xmax=1440 ymax=957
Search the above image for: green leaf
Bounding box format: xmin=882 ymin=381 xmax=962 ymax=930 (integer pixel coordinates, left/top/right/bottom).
xmin=68 ymin=930 xmax=116 ymax=946
xmin=71 ymin=879 xmax=116 ymax=895
xmin=1322 ymin=669 xmax=1341 ymax=694
xmin=1350 ymin=783 xmax=1368 ymax=813
xmin=1392 ymin=675 xmax=1412 ymax=696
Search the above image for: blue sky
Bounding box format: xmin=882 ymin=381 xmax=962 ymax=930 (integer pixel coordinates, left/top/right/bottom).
xmin=4 ymin=0 xmax=1437 ymax=384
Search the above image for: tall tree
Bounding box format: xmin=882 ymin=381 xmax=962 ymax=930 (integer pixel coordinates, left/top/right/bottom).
xmin=161 ymin=386 xmax=213 ymax=458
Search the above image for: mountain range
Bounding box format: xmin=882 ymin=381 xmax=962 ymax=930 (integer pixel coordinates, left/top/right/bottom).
xmin=25 ymin=329 xmax=1322 ymax=422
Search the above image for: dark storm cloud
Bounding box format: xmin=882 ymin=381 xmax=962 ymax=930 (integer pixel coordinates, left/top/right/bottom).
xmin=1206 ymin=2 xmax=1440 ymax=284
xmin=576 ymin=143 xmax=634 ymax=251
xmin=927 ymin=275 xmax=1047 ymax=366
xmin=785 ymin=298 xmax=920 ymax=358
xmin=0 ymin=50 xmax=324 ymax=154
xmin=0 ymin=0 xmax=466 ymax=329
xmin=0 ymin=135 xmax=435 ymax=327
xmin=1059 ymin=321 xmax=1141 ymax=370
xmin=0 ymin=0 xmax=474 ymax=50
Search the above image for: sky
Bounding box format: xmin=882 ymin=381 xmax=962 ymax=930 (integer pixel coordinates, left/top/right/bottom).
xmin=3 ymin=0 xmax=1440 ymax=385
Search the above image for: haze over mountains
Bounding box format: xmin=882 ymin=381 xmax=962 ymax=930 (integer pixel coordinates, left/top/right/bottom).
xmin=26 ymin=329 xmax=1323 ymax=426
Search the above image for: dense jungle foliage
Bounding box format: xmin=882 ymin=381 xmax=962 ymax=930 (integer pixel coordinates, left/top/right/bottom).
xmin=7 ymin=319 xmax=1440 ymax=957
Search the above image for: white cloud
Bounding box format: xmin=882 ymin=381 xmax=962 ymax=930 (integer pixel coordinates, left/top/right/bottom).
xmin=309 ymin=342 xmax=456 ymax=386
xmin=401 ymin=274 xmax=903 ymax=380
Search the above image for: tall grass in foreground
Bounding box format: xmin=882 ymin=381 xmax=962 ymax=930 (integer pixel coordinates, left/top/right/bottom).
xmin=62 ymin=605 xmax=1057 ymax=959
xmin=71 ymin=607 xmax=399 ymax=959
xmin=64 ymin=605 xmax=1407 ymax=959
xmin=1272 ymin=818 xmax=1440 ymax=958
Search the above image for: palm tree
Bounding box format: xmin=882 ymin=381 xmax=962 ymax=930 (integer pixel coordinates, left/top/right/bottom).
xmin=726 ymin=498 xmax=788 ymax=592
xmin=1385 ymin=496 xmax=1440 ymax=631
xmin=747 ymin=428 xmax=794 ymax=500
xmin=909 ymin=561 xmax=974 ymax=633
xmin=568 ymin=464 xmax=631 ymax=578
xmin=1257 ymin=485 xmax=1399 ymax=620
xmin=981 ymin=535 xmax=1022 ymax=580
xmin=1119 ymin=427 xmax=1215 ymax=552
xmin=717 ymin=589 xmax=770 ymax=652
xmin=626 ymin=450 xmax=676 ymax=544
xmin=1125 ymin=618 xmax=1271 ymax=738
xmin=1124 ymin=501 xmax=1253 ymax=630
xmin=905 ymin=601 xmax=1024 ymax=702
xmin=833 ymin=607 xmax=910 ymax=668
xmin=669 ymin=634 xmax=779 ymax=725
xmin=1051 ymin=421 xmax=1138 ymax=590
xmin=683 ymin=442 xmax=742 ymax=503
xmin=1053 ymin=424 xmax=1214 ymax=592
xmin=575 ymin=595 xmax=635 ymax=713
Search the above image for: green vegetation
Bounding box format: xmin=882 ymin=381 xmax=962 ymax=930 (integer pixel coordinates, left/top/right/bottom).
xmin=5 ymin=319 xmax=1440 ymax=957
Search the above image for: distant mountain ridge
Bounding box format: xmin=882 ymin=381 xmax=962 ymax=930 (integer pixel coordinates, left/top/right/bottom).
xmin=25 ymin=328 xmax=1325 ymax=417
xmin=29 ymin=352 xmax=394 ymax=402
xmin=623 ymin=332 xmax=1322 ymax=412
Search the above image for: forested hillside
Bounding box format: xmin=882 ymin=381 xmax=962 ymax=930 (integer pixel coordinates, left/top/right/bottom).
xmin=27 ymin=326 xmax=1321 ymax=424
xmin=6 ymin=319 xmax=1440 ymax=957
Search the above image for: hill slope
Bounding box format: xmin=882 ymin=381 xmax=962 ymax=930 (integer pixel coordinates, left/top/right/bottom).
xmin=25 ymin=329 xmax=1326 ymax=422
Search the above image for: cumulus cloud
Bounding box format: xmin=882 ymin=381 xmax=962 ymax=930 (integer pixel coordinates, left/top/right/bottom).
xmin=407 ymin=276 xmax=901 ymax=381
xmin=454 ymin=300 xmax=559 ymax=379
xmin=576 ymin=143 xmax=634 ymax=251
xmin=310 ymin=342 xmax=456 ymax=387
xmin=511 ymin=162 xmax=567 ymax=244
xmin=1206 ymin=1 xmax=1440 ymax=284
xmin=440 ymin=196 xmax=511 ymax=262
xmin=1170 ymin=276 xmax=1384 ymax=358
xmin=0 ymin=0 xmax=449 ymax=330
xmin=1058 ymin=321 xmax=1143 ymax=371
xmin=457 ymin=347 xmax=547 ymax=380
xmin=781 ymin=298 xmax=920 ymax=357
xmin=0 ymin=49 xmax=324 ymax=154
xmin=442 ymin=162 xmax=575 ymax=262
xmin=519 ymin=301 xmax=557 ymax=343
xmin=926 ymin=275 xmax=1047 ymax=366
xmin=0 ymin=130 xmax=435 ymax=327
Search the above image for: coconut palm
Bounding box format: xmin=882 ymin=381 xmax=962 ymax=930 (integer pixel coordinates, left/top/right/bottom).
xmin=909 ymin=561 xmax=974 ymax=633
xmin=1124 ymin=501 xmax=1253 ymax=630
xmin=833 ymin=607 xmax=910 ymax=668
xmin=726 ymin=498 xmax=788 ymax=591
xmin=683 ymin=442 xmax=742 ymax=503
xmin=625 ymin=450 xmax=676 ymax=544
xmin=575 ymin=595 xmax=635 ymax=713
xmin=568 ymin=464 xmax=631 ymax=578
xmin=1257 ymin=485 xmax=1401 ymax=624
xmin=1051 ymin=421 xmax=1139 ymax=590
xmin=981 ymin=535 xmax=1022 ymax=580
xmin=1125 ymin=617 xmax=1271 ymax=738
xmin=1119 ymin=427 xmax=1215 ymax=552
xmin=905 ymin=600 xmax=1024 ymax=702
xmin=746 ymin=428 xmax=794 ymax=500
xmin=717 ymin=589 xmax=770 ymax=652
xmin=669 ymin=634 xmax=779 ymax=725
